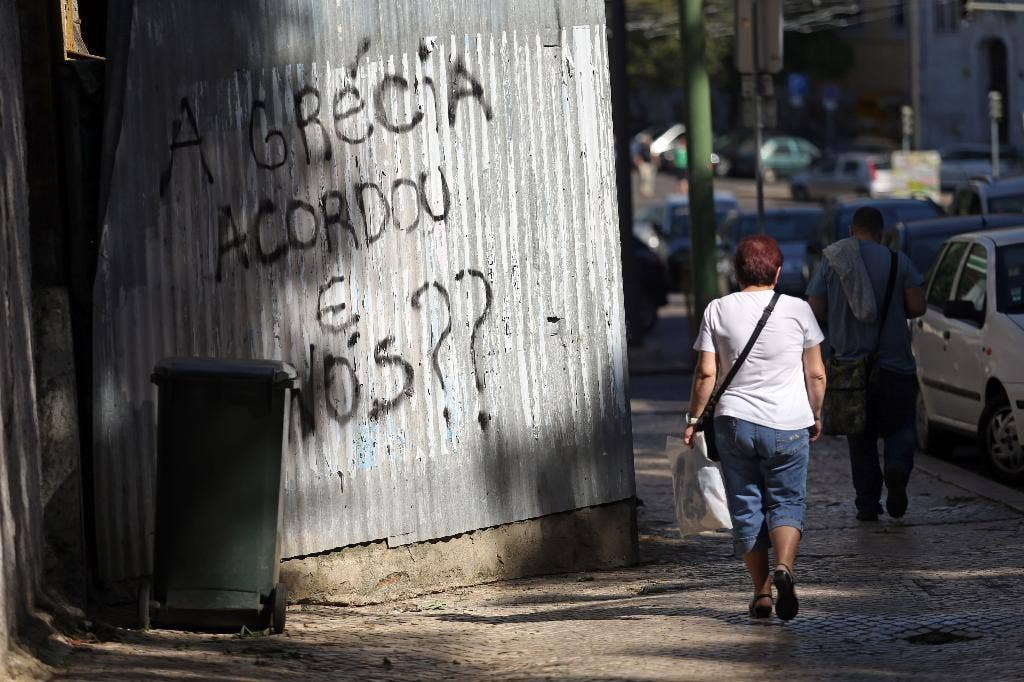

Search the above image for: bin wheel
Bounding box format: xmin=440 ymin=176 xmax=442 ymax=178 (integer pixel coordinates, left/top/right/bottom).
xmin=137 ymin=579 xmax=151 ymax=630
xmin=272 ymin=582 xmax=287 ymax=634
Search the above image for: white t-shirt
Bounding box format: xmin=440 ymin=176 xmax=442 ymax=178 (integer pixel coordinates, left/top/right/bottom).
xmin=694 ymin=290 xmax=825 ymax=431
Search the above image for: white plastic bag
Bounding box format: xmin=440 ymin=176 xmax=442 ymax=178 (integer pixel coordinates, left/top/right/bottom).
xmin=665 ymin=434 xmax=733 ymax=537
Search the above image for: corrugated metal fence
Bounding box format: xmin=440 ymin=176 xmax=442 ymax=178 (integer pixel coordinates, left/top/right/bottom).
xmin=0 ymin=0 xmax=44 ymax=655
xmin=94 ymin=0 xmax=633 ymax=582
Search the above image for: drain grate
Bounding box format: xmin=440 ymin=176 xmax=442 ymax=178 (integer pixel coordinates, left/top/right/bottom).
xmin=904 ymin=629 xmax=980 ymax=645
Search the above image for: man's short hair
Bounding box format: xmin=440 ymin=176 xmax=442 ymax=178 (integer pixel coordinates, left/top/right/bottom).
xmin=734 ymin=234 xmax=783 ymax=288
xmin=851 ymin=206 xmax=884 ymax=237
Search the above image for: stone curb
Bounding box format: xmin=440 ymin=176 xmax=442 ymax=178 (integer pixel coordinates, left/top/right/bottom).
xmin=915 ymin=452 xmax=1024 ymax=515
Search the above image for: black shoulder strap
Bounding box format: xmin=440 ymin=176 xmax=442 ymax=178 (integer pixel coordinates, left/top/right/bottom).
xmin=872 ymin=251 xmax=899 ymax=356
xmin=697 ymin=291 xmax=782 ymax=427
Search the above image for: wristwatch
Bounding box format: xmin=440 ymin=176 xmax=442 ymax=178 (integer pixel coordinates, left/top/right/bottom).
xmin=684 ymin=412 xmax=700 ymax=426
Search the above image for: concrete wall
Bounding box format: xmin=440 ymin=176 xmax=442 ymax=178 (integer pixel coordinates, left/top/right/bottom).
xmin=0 ymin=0 xmax=46 ymax=664
xmin=918 ymin=6 xmax=1024 ymax=150
xmin=94 ymin=0 xmax=635 ymax=587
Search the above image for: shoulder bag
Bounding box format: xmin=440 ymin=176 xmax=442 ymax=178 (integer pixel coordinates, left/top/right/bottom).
xmin=822 ymin=251 xmax=899 ymax=436
xmin=694 ymin=291 xmax=782 ymax=461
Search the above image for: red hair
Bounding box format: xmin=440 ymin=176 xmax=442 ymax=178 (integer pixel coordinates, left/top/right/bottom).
xmin=734 ymin=234 xmax=783 ymax=288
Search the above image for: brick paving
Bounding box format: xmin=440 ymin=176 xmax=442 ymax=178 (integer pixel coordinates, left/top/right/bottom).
xmin=53 ymin=395 xmax=1024 ymax=681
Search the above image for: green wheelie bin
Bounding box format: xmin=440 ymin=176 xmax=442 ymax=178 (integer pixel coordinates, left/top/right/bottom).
xmin=139 ymin=358 xmax=297 ymax=633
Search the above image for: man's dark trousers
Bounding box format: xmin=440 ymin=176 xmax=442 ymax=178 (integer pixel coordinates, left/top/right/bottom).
xmin=847 ymin=369 xmax=918 ymax=515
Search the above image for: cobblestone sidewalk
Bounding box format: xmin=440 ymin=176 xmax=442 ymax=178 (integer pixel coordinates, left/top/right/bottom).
xmin=55 ymin=403 xmax=1024 ymax=681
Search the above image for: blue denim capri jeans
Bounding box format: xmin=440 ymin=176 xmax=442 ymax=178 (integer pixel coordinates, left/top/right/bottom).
xmin=714 ymin=415 xmax=810 ymax=557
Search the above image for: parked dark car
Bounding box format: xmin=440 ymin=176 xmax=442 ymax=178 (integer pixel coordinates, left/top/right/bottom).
xmin=949 ymin=175 xmax=1024 ymax=216
xmin=720 ymin=207 xmax=823 ymax=296
xmin=882 ymin=214 xmax=1024 ymax=276
xmin=634 ymin=192 xmax=739 ymax=291
xmin=807 ymin=197 xmax=945 ymax=277
xmin=631 ymin=236 xmax=670 ymax=334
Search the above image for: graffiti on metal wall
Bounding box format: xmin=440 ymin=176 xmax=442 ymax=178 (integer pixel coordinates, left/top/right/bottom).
xmin=156 ymin=36 xmax=499 ymax=449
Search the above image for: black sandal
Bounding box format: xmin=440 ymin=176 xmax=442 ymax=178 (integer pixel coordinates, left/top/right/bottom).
xmin=773 ymin=563 xmax=799 ymax=621
xmin=748 ymin=593 xmax=774 ymax=619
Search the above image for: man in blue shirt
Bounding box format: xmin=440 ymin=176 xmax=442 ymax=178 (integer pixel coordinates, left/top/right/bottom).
xmin=807 ymin=207 xmax=927 ymax=521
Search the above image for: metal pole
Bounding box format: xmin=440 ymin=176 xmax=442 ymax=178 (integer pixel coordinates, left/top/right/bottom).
xmin=752 ymin=1 xmax=765 ymax=233
xmin=991 ymin=115 xmax=1001 ymax=179
xmin=990 ymin=90 xmax=1003 ymax=179
xmin=901 ymin=105 xmax=913 ymax=153
xmin=678 ymin=0 xmax=718 ymax=329
xmin=909 ymin=0 xmax=922 ymax=150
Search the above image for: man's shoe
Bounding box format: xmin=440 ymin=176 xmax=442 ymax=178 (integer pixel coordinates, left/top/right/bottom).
xmin=885 ymin=465 xmax=909 ymax=518
xmin=855 ymin=508 xmax=879 ymax=521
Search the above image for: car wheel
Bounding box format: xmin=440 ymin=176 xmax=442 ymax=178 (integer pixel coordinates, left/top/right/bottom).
xmin=791 ymin=185 xmax=810 ymax=202
xmin=916 ymin=390 xmax=953 ymax=457
xmin=981 ymin=396 xmax=1024 ymax=484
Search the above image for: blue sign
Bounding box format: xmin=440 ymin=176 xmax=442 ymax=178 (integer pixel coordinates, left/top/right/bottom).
xmin=787 ymin=73 xmax=808 ymax=108
xmin=788 ymin=73 xmax=808 ymax=97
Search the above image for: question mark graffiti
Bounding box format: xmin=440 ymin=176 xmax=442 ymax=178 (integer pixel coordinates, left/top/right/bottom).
xmin=411 ymin=281 xmax=454 ymax=426
xmin=410 ymin=281 xmax=453 ymax=388
xmin=454 ymin=269 xmax=494 ymax=429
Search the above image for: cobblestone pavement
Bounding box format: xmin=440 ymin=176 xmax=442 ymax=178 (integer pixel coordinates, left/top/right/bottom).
xmin=56 ymin=392 xmax=1024 ymax=681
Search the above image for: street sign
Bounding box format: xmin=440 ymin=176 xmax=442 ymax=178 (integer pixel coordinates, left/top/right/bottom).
xmin=735 ymin=0 xmax=783 ymax=75
xmin=787 ymin=72 xmax=807 ymax=107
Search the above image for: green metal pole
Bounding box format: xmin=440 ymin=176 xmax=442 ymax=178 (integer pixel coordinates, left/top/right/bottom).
xmin=678 ymin=0 xmax=718 ymax=335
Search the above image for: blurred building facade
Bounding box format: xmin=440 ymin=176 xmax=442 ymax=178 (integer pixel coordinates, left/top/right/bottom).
xmin=841 ymin=1 xmax=1023 ymax=151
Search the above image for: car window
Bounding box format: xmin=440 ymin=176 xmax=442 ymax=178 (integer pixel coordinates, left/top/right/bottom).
xmin=668 ymin=203 xmax=732 ymax=238
xmin=996 ymin=243 xmax=1024 ymax=313
xmin=773 ymin=142 xmax=793 ymax=157
xmin=818 ymin=158 xmax=837 ymax=173
xmin=841 ymin=160 xmax=860 ymax=174
xmin=895 ymin=203 xmax=942 ymax=223
xmin=953 ymin=189 xmax=981 ymax=215
xmin=797 ymin=139 xmax=819 ymax=156
xmin=987 ymin=193 xmax=1024 ymax=214
xmin=953 ymin=244 xmax=988 ymax=315
xmin=882 ymin=228 xmax=899 ymax=251
xmin=909 ymin=232 xmax=958 ymax=276
xmin=669 ymin=206 xmax=691 ymax=237
xmin=927 ymin=241 xmax=969 ymax=307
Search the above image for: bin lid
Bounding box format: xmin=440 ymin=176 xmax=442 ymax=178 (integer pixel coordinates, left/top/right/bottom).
xmin=152 ymin=357 xmax=299 ymax=387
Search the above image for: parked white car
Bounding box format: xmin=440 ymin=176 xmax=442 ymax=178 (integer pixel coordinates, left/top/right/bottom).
xmin=913 ymin=226 xmax=1024 ymax=482
xmin=789 ymin=153 xmax=891 ymax=202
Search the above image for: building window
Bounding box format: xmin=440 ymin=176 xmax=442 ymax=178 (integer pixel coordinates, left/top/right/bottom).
xmin=935 ymin=0 xmax=960 ymax=33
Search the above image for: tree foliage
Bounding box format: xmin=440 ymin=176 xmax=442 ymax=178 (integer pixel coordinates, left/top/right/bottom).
xmin=625 ymin=0 xmax=736 ymax=92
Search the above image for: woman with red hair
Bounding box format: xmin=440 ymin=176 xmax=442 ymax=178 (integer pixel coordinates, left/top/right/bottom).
xmin=684 ymin=234 xmax=827 ymax=621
